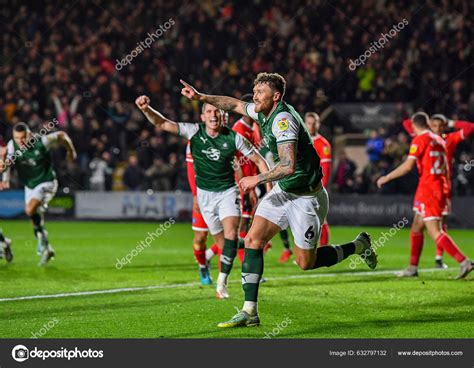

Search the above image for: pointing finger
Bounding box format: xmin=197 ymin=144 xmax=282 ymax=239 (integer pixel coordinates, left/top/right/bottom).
xmin=180 ymin=79 xmax=192 ymax=89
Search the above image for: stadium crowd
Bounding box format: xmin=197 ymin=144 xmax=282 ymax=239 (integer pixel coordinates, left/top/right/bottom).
xmin=1 ymin=0 xmax=473 ymax=194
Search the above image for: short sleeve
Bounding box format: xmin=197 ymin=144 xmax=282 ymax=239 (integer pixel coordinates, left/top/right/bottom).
xmin=271 ymin=112 xmax=299 ymax=144
xmin=177 ymin=123 xmax=199 ymax=139
xmin=41 ymin=132 xmax=62 ymax=150
xmin=320 ymin=143 xmax=332 ymax=162
xmin=244 ymin=103 xmax=259 ymax=121
xmin=235 ymin=133 xmax=254 ymax=157
xmin=408 ymin=135 xmax=426 ymax=160
xmin=447 ymin=130 xmax=463 ymax=147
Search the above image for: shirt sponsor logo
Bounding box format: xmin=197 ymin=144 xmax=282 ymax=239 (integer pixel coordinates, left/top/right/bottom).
xmin=201 ymin=148 xmax=221 ymax=161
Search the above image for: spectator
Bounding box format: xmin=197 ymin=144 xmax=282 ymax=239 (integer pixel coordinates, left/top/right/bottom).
xmin=333 ymin=150 xmax=356 ymax=193
xmin=89 ymin=152 xmax=113 ymax=191
xmin=0 ymin=0 xmax=472 ymax=192
xmin=366 ymin=129 xmax=385 ymax=163
xmin=145 ymin=157 xmax=176 ymax=191
xmin=122 ymin=155 xmax=144 ymax=191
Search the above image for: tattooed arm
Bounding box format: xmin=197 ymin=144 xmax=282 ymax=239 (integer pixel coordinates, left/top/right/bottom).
xmin=257 ymin=142 xmax=295 ymax=183
xmin=239 ymin=142 xmax=296 ymax=192
xmin=180 ymin=80 xmax=248 ymax=116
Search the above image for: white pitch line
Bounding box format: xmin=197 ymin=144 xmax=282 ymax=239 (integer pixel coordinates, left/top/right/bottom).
xmin=0 ymin=267 xmax=450 ymax=303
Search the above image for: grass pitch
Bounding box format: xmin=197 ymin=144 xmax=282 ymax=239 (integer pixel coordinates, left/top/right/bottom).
xmin=0 ymin=221 xmax=473 ymax=338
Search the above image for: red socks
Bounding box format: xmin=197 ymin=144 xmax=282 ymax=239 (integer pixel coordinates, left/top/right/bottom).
xmin=435 ymin=233 xmax=465 ymax=263
xmin=210 ymin=243 xmax=219 ymax=255
xmin=320 ymin=223 xmax=330 ymax=246
xmin=238 ymin=248 xmax=245 ymax=263
xmin=436 ymin=224 xmax=448 ymax=258
xmin=193 ymin=249 xmax=206 ymax=267
xmin=410 ymin=231 xmax=424 ymax=266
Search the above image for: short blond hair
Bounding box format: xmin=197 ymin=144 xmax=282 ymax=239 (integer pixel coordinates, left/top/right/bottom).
xmin=305 ymin=112 xmax=319 ymax=120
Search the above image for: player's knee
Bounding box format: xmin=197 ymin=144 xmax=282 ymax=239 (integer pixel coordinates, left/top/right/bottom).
xmin=224 ymin=228 xmax=238 ymax=241
xmin=411 ymin=222 xmax=423 ymax=232
xmin=193 ymin=232 xmax=207 ymax=248
xmin=296 ymin=257 xmax=313 ymax=271
xmin=244 ymin=234 xmax=263 ymax=249
xmin=25 ymin=206 xmax=35 ymax=217
xmin=428 ymin=228 xmax=442 ymax=240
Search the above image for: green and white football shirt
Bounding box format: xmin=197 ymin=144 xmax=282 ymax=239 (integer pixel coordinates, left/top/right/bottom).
xmin=178 ymin=123 xmax=254 ymax=192
xmin=245 ymin=101 xmax=322 ymax=193
xmin=5 ymin=132 xmax=60 ymax=189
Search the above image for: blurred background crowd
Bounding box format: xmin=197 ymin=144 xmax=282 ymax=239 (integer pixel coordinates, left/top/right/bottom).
xmin=1 ymin=0 xmax=473 ymax=195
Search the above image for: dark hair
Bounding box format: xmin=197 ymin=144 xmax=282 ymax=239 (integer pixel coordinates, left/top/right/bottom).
xmin=431 ymin=114 xmax=447 ymax=123
xmin=412 ymin=112 xmax=429 ymax=128
xmin=201 ymin=102 xmax=224 ymax=115
xmin=13 ymin=122 xmax=29 ymax=132
xmin=254 ymin=72 xmax=286 ymax=98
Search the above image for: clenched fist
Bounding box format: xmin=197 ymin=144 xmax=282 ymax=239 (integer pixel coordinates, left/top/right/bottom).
xmin=135 ymin=95 xmax=150 ymax=111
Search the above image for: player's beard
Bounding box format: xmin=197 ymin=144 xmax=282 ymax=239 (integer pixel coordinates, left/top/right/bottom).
xmin=254 ymin=100 xmax=271 ymax=114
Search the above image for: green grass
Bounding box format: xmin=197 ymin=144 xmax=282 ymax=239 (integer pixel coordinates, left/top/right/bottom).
xmin=0 ymin=221 xmax=473 ymax=338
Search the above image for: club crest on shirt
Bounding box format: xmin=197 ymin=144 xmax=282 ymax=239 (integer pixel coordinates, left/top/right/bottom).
xmin=277 ymin=118 xmax=289 ymax=131
xmin=201 ymin=148 xmax=221 ymax=161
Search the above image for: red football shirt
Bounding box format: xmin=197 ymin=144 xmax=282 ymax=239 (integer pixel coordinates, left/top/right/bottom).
xmin=408 ymin=131 xmax=448 ymax=190
xmin=403 ymin=119 xmax=474 ymax=196
xmin=232 ymin=118 xmax=259 ymax=177
xmin=185 ymin=141 xmax=197 ymax=196
xmin=312 ymin=134 xmax=332 ymax=187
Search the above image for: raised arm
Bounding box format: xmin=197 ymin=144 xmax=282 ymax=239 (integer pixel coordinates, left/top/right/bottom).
xmin=402 ymin=119 xmax=415 ymax=137
xmin=0 ymin=145 xmax=10 ymax=190
xmin=0 ymin=146 xmax=6 ymax=173
xmin=450 ymin=119 xmax=474 ymax=139
xmin=180 ymin=80 xmax=248 ymax=116
xmin=57 ymin=131 xmax=77 ymax=161
xmin=135 ymin=95 xmax=179 ymax=134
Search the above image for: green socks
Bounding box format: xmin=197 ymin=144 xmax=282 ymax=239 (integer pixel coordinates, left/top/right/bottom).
xmin=242 ymin=248 xmax=264 ymax=302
